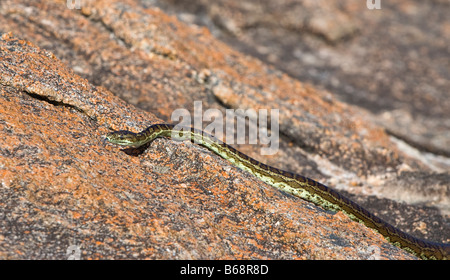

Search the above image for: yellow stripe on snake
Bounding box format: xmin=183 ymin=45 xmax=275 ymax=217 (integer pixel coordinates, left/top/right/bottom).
xmin=105 ymin=124 xmax=449 ymax=260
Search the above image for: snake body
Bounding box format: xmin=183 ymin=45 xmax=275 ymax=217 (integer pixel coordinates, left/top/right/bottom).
xmin=106 ymin=123 xmax=449 ymax=260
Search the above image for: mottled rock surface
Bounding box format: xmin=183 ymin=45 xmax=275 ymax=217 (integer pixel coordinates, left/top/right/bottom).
xmin=0 ymin=0 xmax=448 ymax=259
xmin=157 ymin=0 xmax=450 ymax=159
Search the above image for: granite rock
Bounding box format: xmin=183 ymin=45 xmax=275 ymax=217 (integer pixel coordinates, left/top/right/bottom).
xmin=0 ymin=0 xmax=447 ymax=259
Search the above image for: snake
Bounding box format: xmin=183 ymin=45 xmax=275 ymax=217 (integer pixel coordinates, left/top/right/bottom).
xmin=105 ymin=123 xmax=450 ymax=260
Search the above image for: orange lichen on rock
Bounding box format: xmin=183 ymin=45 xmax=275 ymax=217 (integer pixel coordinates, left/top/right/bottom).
xmin=0 ymin=2 xmax=424 ymax=260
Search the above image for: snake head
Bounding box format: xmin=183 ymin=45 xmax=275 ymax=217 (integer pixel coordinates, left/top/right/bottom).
xmin=105 ymin=130 xmax=139 ymax=147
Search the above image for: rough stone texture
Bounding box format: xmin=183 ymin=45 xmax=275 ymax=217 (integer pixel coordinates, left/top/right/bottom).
xmin=0 ymin=0 xmax=447 ymax=259
xmin=157 ymin=0 xmax=450 ymax=158
xmin=0 ymin=32 xmax=410 ymax=260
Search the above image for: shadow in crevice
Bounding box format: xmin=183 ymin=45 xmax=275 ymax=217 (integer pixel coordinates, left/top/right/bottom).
xmin=121 ymin=142 xmax=152 ymax=156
